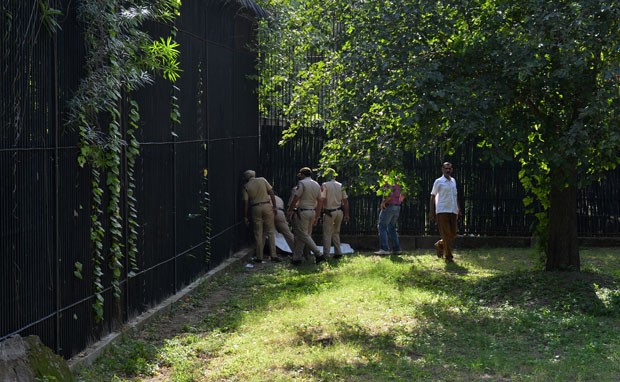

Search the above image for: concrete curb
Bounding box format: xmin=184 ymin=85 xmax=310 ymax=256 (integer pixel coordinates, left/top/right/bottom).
xmin=68 ymin=247 xmax=254 ymax=372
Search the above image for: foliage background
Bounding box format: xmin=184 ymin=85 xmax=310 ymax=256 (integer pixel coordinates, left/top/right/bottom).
xmin=255 ymin=0 xmax=620 ymax=269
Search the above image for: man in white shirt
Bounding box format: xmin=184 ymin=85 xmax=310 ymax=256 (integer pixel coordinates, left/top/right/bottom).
xmin=428 ymin=162 xmax=460 ymax=263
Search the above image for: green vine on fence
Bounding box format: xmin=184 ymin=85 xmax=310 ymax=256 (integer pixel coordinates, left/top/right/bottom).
xmin=68 ymin=0 xmax=181 ymax=322
xmin=126 ymin=100 xmax=141 ymax=275
xmin=39 ymin=0 xmax=62 ymax=34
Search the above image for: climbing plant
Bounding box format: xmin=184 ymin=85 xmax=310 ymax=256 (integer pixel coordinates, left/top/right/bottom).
xmin=39 ymin=0 xmax=63 ymax=34
xmin=67 ymin=0 xmax=181 ymax=322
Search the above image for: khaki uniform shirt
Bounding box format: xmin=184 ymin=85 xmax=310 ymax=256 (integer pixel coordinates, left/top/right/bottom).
xmin=321 ymin=180 xmax=347 ymax=209
xmin=274 ymin=195 xmax=286 ymax=210
xmin=242 ymin=177 xmax=272 ymax=204
xmin=294 ymin=177 xmax=321 ymax=209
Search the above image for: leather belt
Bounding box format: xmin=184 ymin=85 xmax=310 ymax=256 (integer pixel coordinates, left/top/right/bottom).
xmin=324 ymin=207 xmax=342 ymax=212
xmin=251 ymin=201 xmax=270 ymax=207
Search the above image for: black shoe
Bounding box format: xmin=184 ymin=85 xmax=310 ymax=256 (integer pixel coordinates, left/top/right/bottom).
xmin=270 ymin=256 xmax=283 ymax=262
xmin=315 ymin=255 xmax=327 ymax=264
xmin=333 ymin=253 xmax=343 ymax=259
xmin=291 ymin=259 xmax=302 ymax=266
xmin=253 ymin=258 xmax=266 ymax=264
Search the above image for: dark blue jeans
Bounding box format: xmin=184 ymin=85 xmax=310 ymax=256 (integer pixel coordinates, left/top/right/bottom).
xmin=378 ymin=205 xmax=401 ymax=251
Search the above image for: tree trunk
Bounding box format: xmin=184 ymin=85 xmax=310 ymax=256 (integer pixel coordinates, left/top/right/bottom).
xmin=545 ymin=178 xmax=580 ymax=271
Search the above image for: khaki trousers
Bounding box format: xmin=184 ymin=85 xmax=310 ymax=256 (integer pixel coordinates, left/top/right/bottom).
xmin=322 ymin=209 xmax=343 ymax=256
xmin=274 ymin=210 xmax=295 ymax=253
xmin=252 ymin=203 xmax=276 ymax=259
xmin=291 ymin=210 xmax=321 ymax=261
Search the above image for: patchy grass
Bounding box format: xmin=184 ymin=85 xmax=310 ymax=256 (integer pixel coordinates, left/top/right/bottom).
xmin=75 ymin=247 xmax=620 ymax=381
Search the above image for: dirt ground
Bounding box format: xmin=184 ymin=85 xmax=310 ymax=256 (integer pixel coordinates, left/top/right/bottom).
xmin=131 ymin=258 xmax=274 ymax=381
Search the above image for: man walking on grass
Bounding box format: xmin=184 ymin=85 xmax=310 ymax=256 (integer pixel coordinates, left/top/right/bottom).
xmin=429 ymin=162 xmax=460 ymax=263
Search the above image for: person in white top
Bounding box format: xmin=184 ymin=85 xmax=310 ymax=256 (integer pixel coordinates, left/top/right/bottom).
xmin=428 ymin=162 xmax=460 ymax=263
xmin=320 ymin=168 xmax=350 ymax=258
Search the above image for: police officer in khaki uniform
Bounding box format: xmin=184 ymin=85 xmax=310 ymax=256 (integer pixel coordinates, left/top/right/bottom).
xmin=320 ymin=168 xmax=350 ymax=258
xmin=286 ymin=167 xmax=325 ymax=265
xmin=273 ymin=192 xmax=295 ymax=253
xmin=287 ymin=183 xmax=310 ymax=260
xmin=242 ymin=170 xmax=281 ymax=263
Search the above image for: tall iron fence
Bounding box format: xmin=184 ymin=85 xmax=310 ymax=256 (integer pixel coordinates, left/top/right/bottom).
xmin=1 ymin=0 xmax=262 ymax=359
xmin=3 ymin=0 xmax=619 ymax=363
xmin=259 ymin=123 xmax=620 ymax=238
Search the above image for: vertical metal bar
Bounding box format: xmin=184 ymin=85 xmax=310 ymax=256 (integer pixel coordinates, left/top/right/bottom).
xmin=52 ymin=3 xmax=61 ymax=354
xmin=204 ymin=10 xmax=211 ymax=270
xmin=173 ymin=86 xmax=178 ymax=294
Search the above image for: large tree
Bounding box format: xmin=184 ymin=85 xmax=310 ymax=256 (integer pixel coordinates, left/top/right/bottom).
xmin=257 ymin=0 xmax=620 ymax=270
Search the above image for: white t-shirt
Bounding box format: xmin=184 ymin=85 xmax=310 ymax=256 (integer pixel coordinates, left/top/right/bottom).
xmin=431 ymin=176 xmax=458 ymax=214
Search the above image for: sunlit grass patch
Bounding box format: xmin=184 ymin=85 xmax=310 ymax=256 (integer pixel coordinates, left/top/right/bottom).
xmin=76 ymin=248 xmax=620 ymax=382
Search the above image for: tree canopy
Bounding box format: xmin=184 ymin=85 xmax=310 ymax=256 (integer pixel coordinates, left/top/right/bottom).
xmin=256 ymin=0 xmax=620 ymax=270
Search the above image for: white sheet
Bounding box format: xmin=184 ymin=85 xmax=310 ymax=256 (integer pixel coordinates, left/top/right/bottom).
xmin=274 ymin=232 xmax=354 ymax=254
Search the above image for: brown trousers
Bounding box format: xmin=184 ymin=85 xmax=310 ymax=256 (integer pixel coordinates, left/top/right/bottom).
xmin=436 ymin=213 xmax=457 ymax=260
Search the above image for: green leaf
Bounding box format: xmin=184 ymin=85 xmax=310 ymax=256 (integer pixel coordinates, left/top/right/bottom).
xmin=73 ymin=261 xmax=83 ymax=279
xmin=39 ymin=0 xmax=62 ymax=34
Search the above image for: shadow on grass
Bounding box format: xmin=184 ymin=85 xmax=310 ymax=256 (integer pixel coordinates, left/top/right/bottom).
xmin=78 ymin=249 xmax=620 ymax=381
xmin=399 ymin=258 xmax=620 ymax=317
xmin=281 ymin=321 xmax=430 ymax=381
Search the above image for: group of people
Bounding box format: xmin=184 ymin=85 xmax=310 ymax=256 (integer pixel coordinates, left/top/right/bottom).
xmin=372 ymin=162 xmax=460 ymax=263
xmin=242 ymin=161 xmax=460 ymax=266
xmin=242 ymin=166 xmax=350 ymax=265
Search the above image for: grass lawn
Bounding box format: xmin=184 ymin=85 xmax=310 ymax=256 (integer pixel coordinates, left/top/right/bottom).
xmin=75 ymin=247 xmax=620 ymax=381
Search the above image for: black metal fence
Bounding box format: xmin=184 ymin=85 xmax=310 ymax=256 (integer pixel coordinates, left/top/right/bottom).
xmin=3 ymin=0 xmax=619 ymax=363
xmin=259 ymin=122 xmax=620 ymax=238
xmin=1 ymin=0 xmax=262 ymax=359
